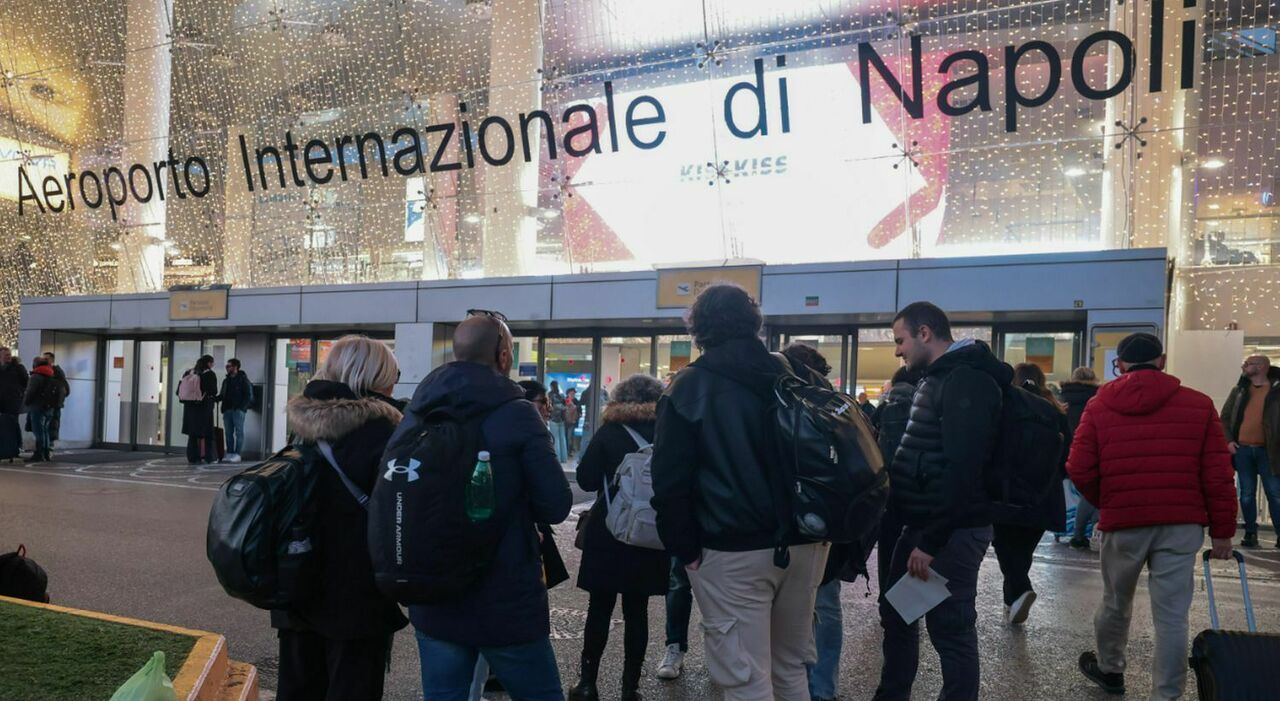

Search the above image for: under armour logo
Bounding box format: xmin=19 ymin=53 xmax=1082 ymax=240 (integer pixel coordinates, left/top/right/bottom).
xmin=384 ymin=458 xmax=422 ymax=482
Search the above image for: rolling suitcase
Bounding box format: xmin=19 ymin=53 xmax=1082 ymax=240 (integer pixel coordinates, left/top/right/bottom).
xmin=0 ymin=413 xmax=21 ymax=462
xmin=1188 ymin=549 xmax=1280 ymax=700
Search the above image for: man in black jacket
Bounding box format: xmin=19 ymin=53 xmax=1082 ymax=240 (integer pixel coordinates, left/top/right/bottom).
xmin=0 ymin=347 xmax=28 ymax=416
xmin=217 ymin=358 xmax=253 ymax=463
xmin=873 ymin=302 xmax=1006 ymax=701
xmin=1220 ymin=355 xmax=1280 ymax=548
xmin=400 ymin=311 xmax=573 ymax=701
xmin=652 ymin=284 xmax=828 ymax=701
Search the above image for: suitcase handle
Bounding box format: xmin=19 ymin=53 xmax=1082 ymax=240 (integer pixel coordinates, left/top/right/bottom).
xmin=1202 ymin=549 xmax=1256 ymax=633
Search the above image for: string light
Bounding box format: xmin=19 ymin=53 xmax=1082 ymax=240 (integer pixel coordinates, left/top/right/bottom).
xmin=0 ymin=0 xmax=1275 ymax=348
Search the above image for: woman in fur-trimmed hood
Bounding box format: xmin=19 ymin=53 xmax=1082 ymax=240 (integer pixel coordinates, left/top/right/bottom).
xmin=272 ymin=335 xmax=408 ymax=701
xmin=570 ymin=374 xmax=669 ymax=701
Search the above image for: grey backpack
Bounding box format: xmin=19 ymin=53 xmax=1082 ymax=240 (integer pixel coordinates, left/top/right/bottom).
xmin=602 ymin=426 xmax=664 ymax=550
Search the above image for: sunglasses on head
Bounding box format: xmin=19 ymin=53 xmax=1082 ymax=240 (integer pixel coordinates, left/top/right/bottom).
xmin=467 ymin=308 xmax=508 ymax=322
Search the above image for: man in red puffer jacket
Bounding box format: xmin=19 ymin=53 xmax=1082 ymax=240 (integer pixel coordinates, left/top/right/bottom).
xmin=1067 ymin=332 xmax=1237 ymax=701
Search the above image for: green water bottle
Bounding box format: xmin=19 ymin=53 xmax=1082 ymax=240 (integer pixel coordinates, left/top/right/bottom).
xmin=465 ymin=450 xmax=495 ymax=522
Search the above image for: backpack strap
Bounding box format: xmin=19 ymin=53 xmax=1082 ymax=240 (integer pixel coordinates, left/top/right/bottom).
xmin=621 ymin=425 xmax=650 ymax=451
xmin=315 ymin=440 xmax=370 ymax=510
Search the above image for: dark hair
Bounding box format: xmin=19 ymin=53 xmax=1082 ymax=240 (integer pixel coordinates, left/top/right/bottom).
xmin=782 ymin=342 xmax=831 ymax=378
xmin=42 ymin=351 xmax=55 ymax=361
xmin=685 ymin=283 xmax=763 ymax=349
xmin=1013 ymin=363 xmax=1064 ymax=412
xmin=890 ymin=365 xmax=923 ymax=386
xmin=196 ymin=355 xmax=215 ymax=372
xmin=31 ymin=356 xmax=49 ymax=368
xmin=893 ymin=301 xmax=954 ymax=343
xmin=226 ymin=358 xmax=241 ymax=369
xmin=566 ymin=387 xmax=576 ymax=396
xmin=610 ymin=374 xmax=663 ymax=404
xmin=518 ymin=379 xmax=547 ymax=403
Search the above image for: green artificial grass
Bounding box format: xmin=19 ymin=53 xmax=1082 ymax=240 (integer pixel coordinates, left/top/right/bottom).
xmin=0 ymin=600 xmax=195 ymax=701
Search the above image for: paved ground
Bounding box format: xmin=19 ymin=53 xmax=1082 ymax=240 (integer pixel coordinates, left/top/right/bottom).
xmin=3 ymin=451 xmax=1280 ymax=700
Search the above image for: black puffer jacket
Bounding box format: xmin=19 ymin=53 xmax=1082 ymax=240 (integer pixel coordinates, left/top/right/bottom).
xmin=652 ymin=337 xmax=795 ymax=564
xmin=0 ymin=361 xmax=28 ymax=415
xmin=272 ymin=380 xmax=409 ymax=640
xmin=1060 ymin=381 xmax=1099 ymax=437
xmin=892 ymin=341 xmax=1010 ymax=555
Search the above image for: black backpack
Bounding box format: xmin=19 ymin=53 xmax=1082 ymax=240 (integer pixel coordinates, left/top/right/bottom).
xmin=987 ymin=384 xmax=1065 ymax=525
xmin=368 ymin=407 xmax=512 ymax=605
xmin=0 ymin=544 xmax=50 ymax=603
xmin=206 ymin=447 xmax=323 ymax=610
xmin=769 ymin=360 xmax=889 ymax=565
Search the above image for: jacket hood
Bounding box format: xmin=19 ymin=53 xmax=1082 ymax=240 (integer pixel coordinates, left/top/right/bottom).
xmin=1059 ymin=381 xmax=1099 ymax=405
xmin=408 ymin=361 xmax=525 ymax=420
xmin=885 ymin=381 xmax=917 ymax=404
xmin=31 ymin=365 xmax=54 ymax=378
xmin=1236 ymin=366 xmax=1280 ymax=389
xmin=925 ymin=340 xmax=1014 ymax=386
xmin=286 ymin=380 xmax=402 ymax=442
xmin=601 ymin=401 xmax=656 ymax=426
xmin=1095 ymin=368 xmax=1182 ymax=416
xmin=690 ymin=337 xmax=784 ymax=396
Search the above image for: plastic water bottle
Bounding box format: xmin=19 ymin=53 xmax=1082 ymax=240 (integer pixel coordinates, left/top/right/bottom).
xmin=465 ymin=451 xmax=495 ymax=522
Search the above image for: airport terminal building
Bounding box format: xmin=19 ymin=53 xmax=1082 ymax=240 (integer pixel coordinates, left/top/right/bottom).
xmin=3 ymin=0 xmax=1278 ymax=455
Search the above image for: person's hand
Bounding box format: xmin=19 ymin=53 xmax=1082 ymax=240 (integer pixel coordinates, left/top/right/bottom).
xmin=907 ymin=548 xmax=934 ymax=580
xmin=1228 ymin=441 xmax=1239 ymax=455
xmin=685 ymin=558 xmax=701 ymax=572
xmin=1210 ymin=538 xmax=1234 ymax=560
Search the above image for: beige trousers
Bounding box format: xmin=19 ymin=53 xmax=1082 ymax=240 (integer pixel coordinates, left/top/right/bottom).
xmin=1095 ymin=524 xmax=1204 ymax=701
xmin=689 ymin=543 xmax=829 ymax=701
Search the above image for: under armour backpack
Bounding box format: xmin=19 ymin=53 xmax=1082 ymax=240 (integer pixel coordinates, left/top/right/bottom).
xmin=987 ymin=384 xmax=1065 ymax=525
xmin=368 ymin=408 xmax=511 ymax=604
xmin=770 ymin=361 xmax=889 ymax=556
xmin=602 ymin=426 xmax=663 ymax=550
xmin=206 ymin=447 xmax=322 ymax=609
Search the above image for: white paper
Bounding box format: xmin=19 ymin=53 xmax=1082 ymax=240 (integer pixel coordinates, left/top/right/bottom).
xmin=885 ymin=569 xmax=951 ymax=624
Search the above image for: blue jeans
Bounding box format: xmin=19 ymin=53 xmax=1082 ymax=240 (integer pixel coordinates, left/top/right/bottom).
xmin=807 ymin=579 xmax=843 ymax=700
xmin=469 ymin=657 xmax=489 ymax=701
xmin=223 ymin=409 xmax=246 ymax=455
xmin=874 ymin=526 xmax=992 ymax=701
xmin=1234 ymin=445 xmax=1280 ymax=537
xmin=549 ymin=421 xmax=567 ymax=463
xmin=665 ymin=558 xmax=692 ymax=651
xmin=28 ymin=409 xmax=51 ymax=454
xmin=415 ymin=631 xmax=563 ymax=701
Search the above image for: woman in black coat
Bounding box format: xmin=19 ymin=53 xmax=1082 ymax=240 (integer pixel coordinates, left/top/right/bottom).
xmin=992 ymin=362 xmax=1070 ymax=627
xmin=178 ymin=355 xmax=219 ymax=463
xmin=274 ymin=335 xmax=408 ymax=701
xmin=569 ymin=374 xmax=668 ymax=701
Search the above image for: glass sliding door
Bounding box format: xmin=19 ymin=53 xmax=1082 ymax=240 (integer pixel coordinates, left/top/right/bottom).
xmin=100 ymin=339 xmax=136 ymax=444
xmin=544 ymin=338 xmax=593 ymax=463
xmin=600 ymin=337 xmax=653 ymax=391
xmin=135 ymin=341 xmax=167 ymax=446
xmin=168 ymin=341 xmax=203 ymax=449
xmin=999 ymin=331 xmax=1082 ymax=387
xmin=656 ymin=335 xmax=701 ymax=385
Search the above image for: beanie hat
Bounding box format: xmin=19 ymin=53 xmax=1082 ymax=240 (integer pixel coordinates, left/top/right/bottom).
xmin=1116 ymin=332 xmax=1163 ymax=364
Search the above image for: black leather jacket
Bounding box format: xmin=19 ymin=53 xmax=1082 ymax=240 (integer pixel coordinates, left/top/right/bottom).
xmin=892 ymin=341 xmax=1010 ymax=555
xmin=652 ymin=337 xmax=793 ymax=564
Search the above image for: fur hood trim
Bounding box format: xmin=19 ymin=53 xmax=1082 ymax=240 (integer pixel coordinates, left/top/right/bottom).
xmin=601 ymin=401 xmax=657 ymax=426
xmin=286 ymin=395 xmax=402 ymax=442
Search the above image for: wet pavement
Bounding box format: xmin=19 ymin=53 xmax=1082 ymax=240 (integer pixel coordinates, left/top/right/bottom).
xmin=3 ymin=451 xmax=1280 ymax=700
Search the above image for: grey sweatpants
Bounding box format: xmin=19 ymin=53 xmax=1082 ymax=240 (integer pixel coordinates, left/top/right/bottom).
xmin=1094 ymin=524 xmax=1204 ymax=701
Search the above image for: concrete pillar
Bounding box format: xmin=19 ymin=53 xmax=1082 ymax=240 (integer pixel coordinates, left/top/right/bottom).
xmin=117 ymin=0 xmax=172 ymax=293
xmin=480 ymin=0 xmax=543 ymax=277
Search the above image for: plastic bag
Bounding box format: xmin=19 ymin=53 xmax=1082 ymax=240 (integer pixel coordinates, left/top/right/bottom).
xmin=110 ymin=651 xmax=180 ymax=701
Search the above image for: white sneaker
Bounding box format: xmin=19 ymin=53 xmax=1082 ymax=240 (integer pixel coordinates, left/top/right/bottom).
xmin=656 ymin=644 xmax=684 ymax=680
xmin=1007 ymin=590 xmax=1037 ymax=626
xmin=226 ymin=453 xmax=242 ymax=463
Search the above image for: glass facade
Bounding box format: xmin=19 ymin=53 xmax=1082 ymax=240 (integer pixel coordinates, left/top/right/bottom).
xmin=1 ymin=0 xmax=1275 ymax=344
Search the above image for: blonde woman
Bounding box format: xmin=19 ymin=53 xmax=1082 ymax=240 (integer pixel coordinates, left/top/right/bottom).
xmin=274 ymin=335 xmax=408 ymax=701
